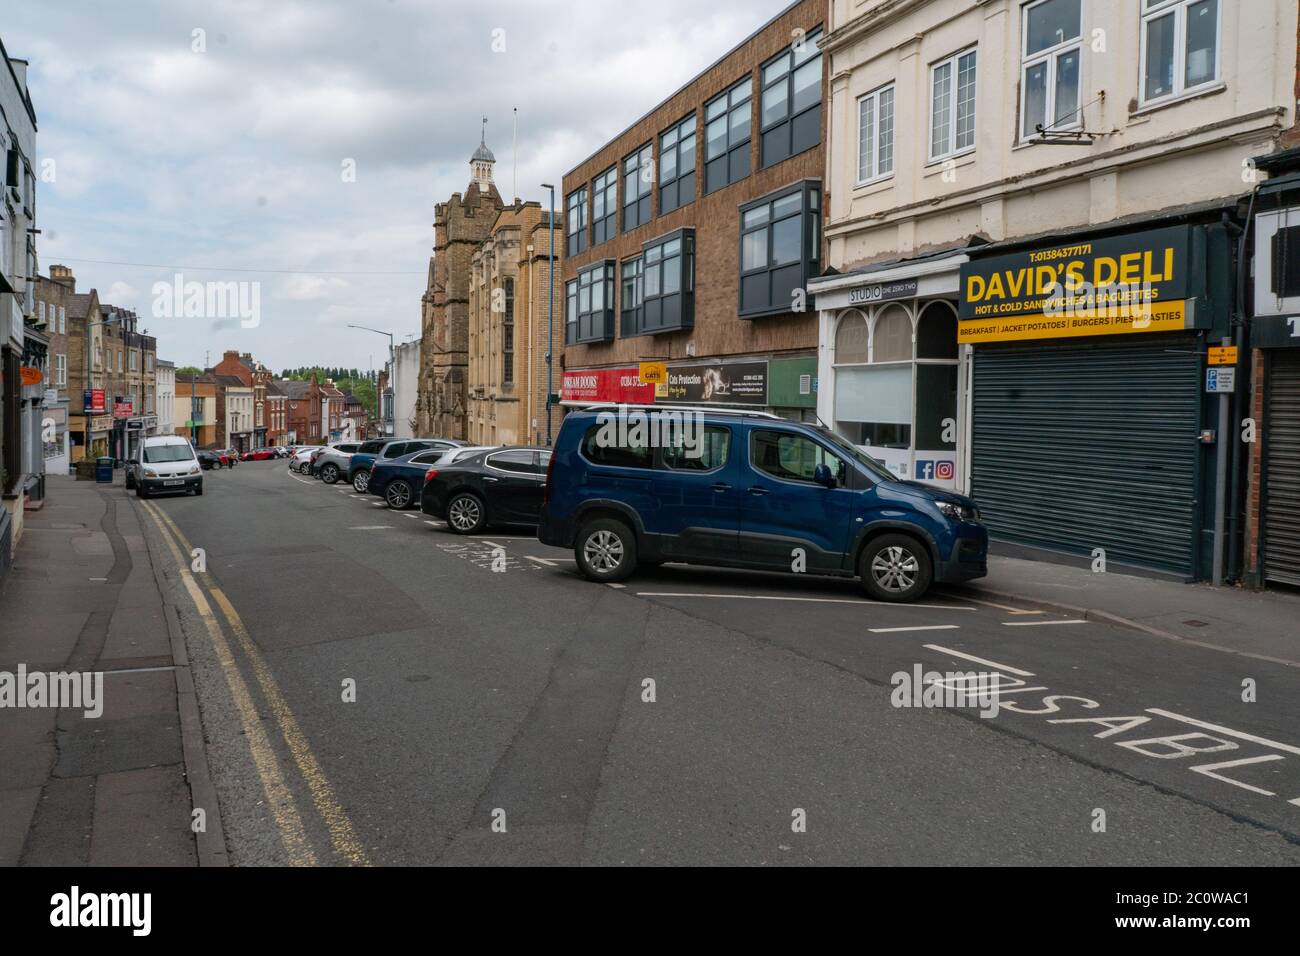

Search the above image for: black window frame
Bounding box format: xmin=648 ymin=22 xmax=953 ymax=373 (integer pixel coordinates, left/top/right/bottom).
xmin=632 ymin=228 xmax=695 ymax=336
xmin=704 ymin=77 xmax=753 ymax=195
xmin=738 ymin=181 xmax=821 ymax=319
xmin=502 ymin=277 xmax=514 ymax=385
xmin=621 ymin=143 xmax=653 ymax=233
xmin=591 ymin=165 xmax=618 ymax=245
xmin=566 ymin=185 xmax=588 ymax=257
xmin=620 ymin=257 xmax=643 ymax=338
xmin=760 ymin=27 xmax=823 ymax=169
xmin=658 ymin=113 xmax=697 ymax=214
xmin=566 ymin=260 xmax=616 ymax=345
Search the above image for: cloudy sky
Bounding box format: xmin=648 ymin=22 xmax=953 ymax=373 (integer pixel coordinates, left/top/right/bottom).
xmin=5 ymin=0 xmax=791 ymax=373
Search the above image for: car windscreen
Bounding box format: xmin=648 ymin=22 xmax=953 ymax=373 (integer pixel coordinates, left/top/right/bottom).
xmin=144 ymin=445 xmax=195 ymax=464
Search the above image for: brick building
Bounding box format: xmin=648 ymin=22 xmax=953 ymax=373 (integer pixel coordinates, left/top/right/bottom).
xmin=415 ymin=126 xmax=504 ymax=439
xmin=467 ymin=201 xmax=564 ymax=446
xmin=559 ymin=0 xmax=825 ymax=421
xmin=280 ymin=377 xmax=322 ymax=444
xmin=266 ymin=379 xmax=287 ymax=445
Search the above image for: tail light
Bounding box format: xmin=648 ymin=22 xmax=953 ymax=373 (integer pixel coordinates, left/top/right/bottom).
xmin=424 ymin=468 xmax=438 ymax=482
xmin=542 ymin=452 xmax=556 ymax=506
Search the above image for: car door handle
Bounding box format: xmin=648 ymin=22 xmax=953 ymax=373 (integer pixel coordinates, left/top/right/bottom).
xmin=711 ymin=482 xmax=731 ymax=492
xmin=483 ymin=476 xmax=499 ymax=482
xmin=747 ymin=486 xmax=769 ymax=496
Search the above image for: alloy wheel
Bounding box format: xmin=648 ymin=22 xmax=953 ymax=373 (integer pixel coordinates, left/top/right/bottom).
xmin=448 ymin=495 xmax=481 ymax=531
xmin=870 ymin=546 xmax=919 ymax=593
xmin=583 ymin=530 xmax=624 ymax=574
xmin=387 ymin=482 xmax=411 ymax=509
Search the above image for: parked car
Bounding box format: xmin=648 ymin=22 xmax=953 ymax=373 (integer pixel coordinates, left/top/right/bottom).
xmin=348 ymin=437 xmax=467 ymax=493
xmin=125 ymin=435 xmax=203 ymax=499
xmin=422 ymin=446 xmax=551 ymax=533
xmin=537 ymin=406 xmax=988 ymax=602
xmin=313 ymin=442 xmax=361 ymax=484
xmin=371 ymin=445 xmax=496 ymax=509
xmin=241 ymin=448 xmax=278 ymax=461
xmin=196 ymin=450 xmax=221 ymax=470
xmin=289 ymin=446 xmax=322 ymax=473
xmin=210 ymin=448 xmax=238 ymax=468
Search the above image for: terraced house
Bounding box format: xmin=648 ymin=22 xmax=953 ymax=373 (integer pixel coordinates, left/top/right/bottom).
xmin=559 ymin=0 xmax=826 ymax=421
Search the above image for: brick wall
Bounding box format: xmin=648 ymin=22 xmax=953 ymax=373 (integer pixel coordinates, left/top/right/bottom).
xmin=561 ymin=0 xmax=825 ymax=374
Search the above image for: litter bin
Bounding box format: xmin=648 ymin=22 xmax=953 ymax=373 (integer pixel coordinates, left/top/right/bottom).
xmin=95 ymin=456 xmax=114 ymax=483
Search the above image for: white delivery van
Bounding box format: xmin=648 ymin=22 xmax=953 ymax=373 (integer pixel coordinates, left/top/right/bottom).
xmin=126 ymin=435 xmax=204 ymax=498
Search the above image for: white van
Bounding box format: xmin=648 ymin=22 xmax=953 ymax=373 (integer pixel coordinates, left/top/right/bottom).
xmin=126 ymin=435 xmax=204 ymax=498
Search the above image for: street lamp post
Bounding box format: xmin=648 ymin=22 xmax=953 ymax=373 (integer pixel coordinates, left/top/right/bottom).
xmin=541 ymin=183 xmax=555 ymax=446
xmin=347 ymin=324 xmax=395 ymax=437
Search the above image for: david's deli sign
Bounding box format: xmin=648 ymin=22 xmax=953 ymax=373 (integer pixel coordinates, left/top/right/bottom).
xmin=958 ymin=226 xmax=1195 ymax=343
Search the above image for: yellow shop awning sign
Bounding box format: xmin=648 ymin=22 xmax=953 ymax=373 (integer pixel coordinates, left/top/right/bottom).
xmin=958 ymin=300 xmax=1190 ymax=344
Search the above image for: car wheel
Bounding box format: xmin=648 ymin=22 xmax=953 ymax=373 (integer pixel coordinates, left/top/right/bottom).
xmin=321 ymin=463 xmax=339 ymax=484
xmin=445 ymin=492 xmax=486 ymax=534
xmin=136 ymin=483 xmax=148 ymax=499
xmin=195 ymin=484 xmax=203 ymax=496
xmin=352 ymin=470 xmax=370 ymax=493
xmin=574 ymin=518 xmax=637 ymax=583
xmin=125 ymin=470 xmax=135 ymax=490
xmin=858 ymin=533 xmax=933 ymax=603
xmin=385 ymin=480 xmax=413 ymax=509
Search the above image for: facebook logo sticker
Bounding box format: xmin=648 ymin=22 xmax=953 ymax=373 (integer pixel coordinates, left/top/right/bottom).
xmin=917 ymin=460 xmax=936 ymax=480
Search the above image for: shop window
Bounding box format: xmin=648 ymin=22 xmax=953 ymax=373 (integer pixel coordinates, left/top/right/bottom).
xmin=834 ymin=310 xmax=868 ymax=363
xmin=738 ymin=182 xmax=821 ymax=318
xmin=1141 ymin=0 xmax=1220 ymax=105
xmin=873 ymin=305 xmax=912 ymax=361
xmin=705 ymin=78 xmax=752 ymax=194
xmin=592 ymin=166 xmax=618 ymax=245
xmin=622 ymin=143 xmax=653 ymax=232
xmin=760 ymin=28 xmax=823 ymax=169
xmin=1021 ymin=0 xmax=1081 ymax=139
xmin=659 ymin=114 xmax=696 ymax=213
xmin=916 ymin=301 xmax=958 ymax=359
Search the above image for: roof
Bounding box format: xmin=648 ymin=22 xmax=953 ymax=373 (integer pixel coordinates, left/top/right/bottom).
xmin=67 ymin=293 xmax=97 ymax=319
xmin=277 ymin=379 xmax=314 ymax=399
xmin=213 ymin=374 xmax=250 ymax=388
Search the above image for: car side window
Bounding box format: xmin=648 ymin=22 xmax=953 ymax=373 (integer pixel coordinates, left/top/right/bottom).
xmin=663 ymin=425 xmax=731 ymax=472
xmin=487 ymin=450 xmax=535 ymax=474
xmin=750 ymin=430 xmax=846 ymax=485
xmin=410 ymin=451 xmax=441 ymax=465
xmin=581 ymin=424 xmax=653 ymax=469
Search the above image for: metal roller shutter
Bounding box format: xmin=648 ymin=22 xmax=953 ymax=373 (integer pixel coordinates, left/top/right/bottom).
xmin=971 ymin=337 xmax=1201 ymax=575
xmin=1263 ymin=352 xmax=1300 ymax=586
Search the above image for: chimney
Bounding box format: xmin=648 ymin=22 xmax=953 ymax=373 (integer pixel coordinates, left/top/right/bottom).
xmin=48 ymin=264 xmax=75 ymax=291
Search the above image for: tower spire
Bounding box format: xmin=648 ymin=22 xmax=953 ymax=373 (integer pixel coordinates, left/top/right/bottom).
xmin=470 ymin=116 xmax=496 ymax=188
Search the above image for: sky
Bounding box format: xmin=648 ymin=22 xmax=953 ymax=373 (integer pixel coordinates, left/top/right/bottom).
xmin=5 ymin=0 xmax=792 ymax=373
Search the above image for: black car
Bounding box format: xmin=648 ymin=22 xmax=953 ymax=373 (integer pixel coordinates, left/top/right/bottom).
xmin=196 ymin=450 xmax=221 ymax=470
xmin=421 ymin=446 xmax=552 ymax=534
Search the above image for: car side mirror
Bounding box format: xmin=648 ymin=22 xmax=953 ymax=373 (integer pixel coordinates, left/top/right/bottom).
xmin=813 ymin=463 xmax=836 ymax=488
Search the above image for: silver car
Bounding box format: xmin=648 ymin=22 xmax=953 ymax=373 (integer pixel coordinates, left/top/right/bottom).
xmin=314 ymin=442 xmax=361 ymax=484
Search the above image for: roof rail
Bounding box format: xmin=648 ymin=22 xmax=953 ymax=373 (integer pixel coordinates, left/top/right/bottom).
xmin=580 ymin=403 xmax=781 ymax=420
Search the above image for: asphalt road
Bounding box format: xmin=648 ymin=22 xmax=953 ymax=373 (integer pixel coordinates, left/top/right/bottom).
xmin=130 ymin=460 xmax=1300 ymax=865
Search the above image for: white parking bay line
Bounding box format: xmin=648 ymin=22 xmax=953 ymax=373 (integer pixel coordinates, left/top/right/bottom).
xmin=1002 ymin=619 xmax=1088 ymax=627
xmin=525 ymin=555 xmax=557 ymax=567
xmin=424 ymin=520 xmax=445 ymax=526
xmin=868 ymin=624 xmax=961 ymax=634
xmin=348 ymin=525 xmax=392 ymax=530
xmin=923 ymin=644 xmax=1037 ymax=678
xmin=403 ymin=514 xmax=419 ymax=519
xmin=635 ymin=592 xmax=976 ymax=612
xmin=944 ymin=594 xmax=1043 ymax=615
xmin=606 ymin=582 xmax=627 ymax=589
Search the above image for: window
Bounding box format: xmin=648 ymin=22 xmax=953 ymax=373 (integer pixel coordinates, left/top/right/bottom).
xmin=663 ymin=425 xmax=730 ymax=471
xmin=566 ymin=261 xmax=615 ymax=344
xmin=635 ymin=229 xmax=694 ymax=335
xmin=487 ymin=449 xmax=540 ymax=474
xmin=738 ymin=182 xmax=821 ymax=318
xmin=56 ymin=353 xmax=66 ymax=387
xmin=857 ymin=84 xmax=895 ymax=184
xmin=659 ymin=114 xmax=696 ymax=213
xmin=760 ymin=28 xmax=822 ymax=169
xmin=930 ymin=48 xmax=977 ymax=161
xmin=620 ymin=258 xmax=643 ymax=338
xmin=622 ymin=143 xmax=653 ymax=232
xmin=581 ymin=423 xmax=652 ymax=469
xmin=1141 ymin=0 xmax=1220 ymax=104
xmin=751 ymin=429 xmax=845 ymax=485
xmin=38 ymin=301 xmax=45 ymax=324
xmin=1021 ymin=0 xmax=1081 ymax=139
xmin=566 ymin=186 xmax=588 ymax=256
xmin=59 ymin=306 xmax=65 ymax=333
xmin=705 ymin=78 xmax=752 ymax=194
xmin=130 ymin=350 xmax=137 ymax=371
xmin=502 ymin=278 xmax=514 ymax=385
xmin=592 ymin=166 xmax=618 ymax=245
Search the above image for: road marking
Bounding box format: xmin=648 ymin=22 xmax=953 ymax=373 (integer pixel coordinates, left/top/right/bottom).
xmin=922 ymin=644 xmax=1037 ymax=678
xmin=424 ymin=520 xmax=443 ymax=526
xmin=607 ymin=582 xmax=627 ymax=589
xmin=635 ymin=592 xmax=976 ymax=612
xmin=348 ymin=525 xmax=392 ymax=530
xmin=349 ymin=495 xmax=366 ymax=499
xmin=1002 ymin=619 xmax=1088 ymax=627
xmin=1145 ymin=708 xmax=1300 ymax=757
xmin=147 ymin=502 xmax=372 ymax=866
xmin=403 ymin=514 xmax=419 ymax=519
xmin=868 ymin=624 xmax=961 ymax=634
xmin=524 ymin=554 xmax=574 ymax=562
xmin=525 ymin=555 xmax=557 ymax=567
xmin=102 ymin=664 xmax=177 ymax=675
xmin=138 ymin=502 xmax=316 ymax=866
xmin=942 ymin=594 xmax=1042 ymax=615
xmin=287 ymin=473 xmax=314 ymax=485
xmin=89 ymin=576 xmax=107 ymax=582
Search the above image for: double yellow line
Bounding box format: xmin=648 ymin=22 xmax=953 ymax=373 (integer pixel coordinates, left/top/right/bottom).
xmin=139 ymin=499 xmax=370 ymax=867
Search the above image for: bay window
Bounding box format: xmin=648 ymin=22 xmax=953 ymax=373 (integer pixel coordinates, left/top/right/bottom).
xmin=637 ymin=229 xmax=694 ymax=335
xmin=566 ymin=261 xmax=615 ymax=344
xmin=738 ymin=182 xmax=820 ymax=318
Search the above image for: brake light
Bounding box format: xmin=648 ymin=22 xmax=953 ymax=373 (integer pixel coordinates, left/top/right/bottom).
xmin=542 ymin=451 xmax=556 ymax=505
xmin=424 ymin=468 xmax=438 ymax=482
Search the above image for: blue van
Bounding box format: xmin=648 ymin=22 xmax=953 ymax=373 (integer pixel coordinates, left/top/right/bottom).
xmin=538 ymin=405 xmax=987 ymax=602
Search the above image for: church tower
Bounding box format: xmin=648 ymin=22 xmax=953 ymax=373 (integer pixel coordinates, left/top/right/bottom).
xmin=415 ymin=120 xmax=504 ymax=439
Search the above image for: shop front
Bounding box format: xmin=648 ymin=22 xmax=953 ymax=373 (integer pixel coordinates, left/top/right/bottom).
xmin=811 ymin=250 xmax=968 ymax=490
xmin=959 ymin=219 xmax=1236 ymax=581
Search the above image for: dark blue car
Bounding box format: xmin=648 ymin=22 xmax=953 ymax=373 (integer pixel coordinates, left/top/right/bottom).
xmin=347 ymin=437 xmax=466 ymax=493
xmin=369 ymin=445 xmax=494 ymax=509
xmin=537 ymin=406 xmax=987 ymax=602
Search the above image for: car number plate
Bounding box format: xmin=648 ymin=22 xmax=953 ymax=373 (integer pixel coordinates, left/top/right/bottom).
xmin=163 ymin=479 xmax=184 ymax=486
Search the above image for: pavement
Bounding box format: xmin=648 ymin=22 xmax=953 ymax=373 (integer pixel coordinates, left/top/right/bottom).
xmin=123 ymin=460 xmax=1300 ymax=865
xmin=0 ymin=472 xmax=223 ymax=867
xmin=955 ymin=554 xmax=1300 ymax=667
